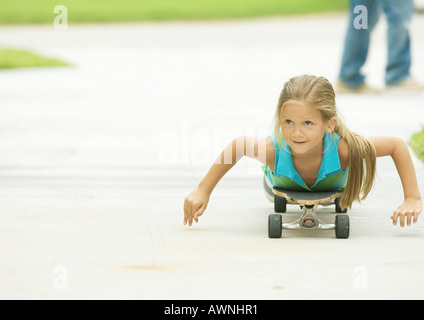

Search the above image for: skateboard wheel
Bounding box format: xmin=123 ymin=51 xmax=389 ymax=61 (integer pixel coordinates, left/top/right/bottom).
xmin=274 ymin=195 xmax=287 ymax=213
xmin=335 ymin=197 xmax=348 ymax=213
xmin=335 ymin=215 xmax=349 ymax=239
xmin=268 ymin=214 xmax=282 ymax=238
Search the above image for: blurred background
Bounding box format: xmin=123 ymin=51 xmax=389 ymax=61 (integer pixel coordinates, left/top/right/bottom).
xmin=0 ymin=0 xmax=349 ymax=24
xmin=0 ymin=0 xmax=352 ymax=171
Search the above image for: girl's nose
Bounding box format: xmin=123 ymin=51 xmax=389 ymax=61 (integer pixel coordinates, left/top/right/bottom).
xmin=293 ymin=125 xmax=304 ymax=137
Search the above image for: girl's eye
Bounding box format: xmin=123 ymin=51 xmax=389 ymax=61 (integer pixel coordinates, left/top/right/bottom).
xmin=304 ymin=121 xmax=313 ymax=126
xmin=284 ymin=120 xmax=293 ymax=126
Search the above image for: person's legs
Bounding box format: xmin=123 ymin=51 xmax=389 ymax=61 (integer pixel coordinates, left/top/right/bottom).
xmin=338 ymin=0 xmax=381 ymax=88
xmin=383 ymin=0 xmax=415 ymax=86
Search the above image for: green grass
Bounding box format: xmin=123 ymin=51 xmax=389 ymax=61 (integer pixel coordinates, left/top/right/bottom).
xmin=409 ymin=127 xmax=424 ymax=163
xmin=0 ymin=0 xmax=349 ymax=24
xmin=0 ymin=47 xmax=69 ymax=69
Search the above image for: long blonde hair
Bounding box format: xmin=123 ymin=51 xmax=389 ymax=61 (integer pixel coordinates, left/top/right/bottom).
xmin=274 ymin=74 xmax=376 ymax=209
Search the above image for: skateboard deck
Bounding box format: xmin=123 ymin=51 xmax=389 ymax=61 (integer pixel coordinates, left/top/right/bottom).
xmin=273 ymin=187 xmax=343 ymax=206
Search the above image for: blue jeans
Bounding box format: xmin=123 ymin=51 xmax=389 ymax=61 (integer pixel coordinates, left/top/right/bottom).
xmin=339 ymin=0 xmax=415 ymax=87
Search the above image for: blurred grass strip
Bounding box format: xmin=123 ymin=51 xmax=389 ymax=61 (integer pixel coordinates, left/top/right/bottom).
xmin=0 ymin=47 xmax=69 ymax=69
xmin=0 ymin=0 xmax=348 ymax=24
xmin=409 ymin=127 xmax=424 ymax=163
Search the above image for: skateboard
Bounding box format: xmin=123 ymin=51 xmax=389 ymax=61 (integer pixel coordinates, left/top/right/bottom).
xmin=268 ymin=187 xmax=349 ymax=239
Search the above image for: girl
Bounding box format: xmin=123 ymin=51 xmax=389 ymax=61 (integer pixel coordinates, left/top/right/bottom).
xmin=183 ymin=75 xmax=422 ymax=228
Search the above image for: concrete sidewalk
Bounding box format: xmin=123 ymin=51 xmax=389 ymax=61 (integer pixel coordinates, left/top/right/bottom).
xmin=0 ymin=13 xmax=423 ymax=300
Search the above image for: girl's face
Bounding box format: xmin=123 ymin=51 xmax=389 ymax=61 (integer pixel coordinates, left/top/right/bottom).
xmin=281 ymin=102 xmax=336 ymax=157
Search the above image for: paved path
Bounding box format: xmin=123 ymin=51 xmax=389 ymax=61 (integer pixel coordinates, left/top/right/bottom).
xmin=0 ymin=13 xmax=423 ymax=299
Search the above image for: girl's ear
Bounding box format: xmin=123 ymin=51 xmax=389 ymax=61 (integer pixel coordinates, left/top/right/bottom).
xmin=326 ymin=117 xmax=337 ymax=133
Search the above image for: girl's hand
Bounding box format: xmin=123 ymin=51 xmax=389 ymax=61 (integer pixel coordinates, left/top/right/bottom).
xmin=391 ymin=198 xmax=422 ymax=227
xmin=183 ymin=187 xmax=211 ymax=226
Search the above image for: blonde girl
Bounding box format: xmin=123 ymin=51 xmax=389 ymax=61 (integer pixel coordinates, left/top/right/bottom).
xmin=183 ymin=75 xmax=422 ymax=228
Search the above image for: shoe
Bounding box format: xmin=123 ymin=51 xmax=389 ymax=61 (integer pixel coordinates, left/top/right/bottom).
xmin=386 ymin=78 xmax=424 ymax=92
xmin=335 ymin=80 xmax=381 ymax=94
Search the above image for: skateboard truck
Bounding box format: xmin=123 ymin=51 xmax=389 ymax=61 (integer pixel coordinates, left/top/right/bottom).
xmin=281 ymin=205 xmax=335 ymax=230
xmin=268 ymin=187 xmax=350 ymax=239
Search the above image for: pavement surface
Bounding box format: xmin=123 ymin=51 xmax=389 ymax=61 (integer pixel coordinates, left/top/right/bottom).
xmin=0 ymin=12 xmax=424 ymax=300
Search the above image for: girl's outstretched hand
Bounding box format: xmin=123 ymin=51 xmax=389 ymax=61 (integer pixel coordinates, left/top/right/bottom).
xmin=391 ymin=198 xmax=422 ymax=227
xmin=183 ymin=187 xmax=210 ymax=226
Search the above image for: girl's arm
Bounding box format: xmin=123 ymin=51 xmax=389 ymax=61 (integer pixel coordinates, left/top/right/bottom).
xmin=369 ymin=136 xmax=422 ymax=227
xmin=183 ymin=136 xmax=275 ymax=226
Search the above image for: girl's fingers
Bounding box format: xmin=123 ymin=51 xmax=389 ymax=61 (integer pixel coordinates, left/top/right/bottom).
xmin=194 ymin=205 xmax=205 ymax=223
xmin=406 ymin=211 xmax=413 ymax=226
xmin=413 ymin=210 xmax=420 ymax=224
xmin=391 ymin=211 xmax=399 ymax=226
xmin=392 ymin=208 xmax=420 ymax=227
xmin=184 ymin=199 xmax=194 ymax=226
xmin=183 ymin=199 xmax=189 ymax=225
xmin=184 ymin=198 xmax=204 ymax=226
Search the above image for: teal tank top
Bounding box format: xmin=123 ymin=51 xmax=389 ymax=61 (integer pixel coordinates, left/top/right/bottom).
xmin=262 ymin=132 xmax=348 ymax=191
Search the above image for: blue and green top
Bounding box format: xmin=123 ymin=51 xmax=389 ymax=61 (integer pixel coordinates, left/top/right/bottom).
xmin=262 ymin=132 xmax=348 ymax=191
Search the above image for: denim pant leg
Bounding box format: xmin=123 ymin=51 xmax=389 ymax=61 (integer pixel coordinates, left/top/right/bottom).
xmin=382 ymin=0 xmax=415 ymax=86
xmin=339 ymin=0 xmax=381 ymax=87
